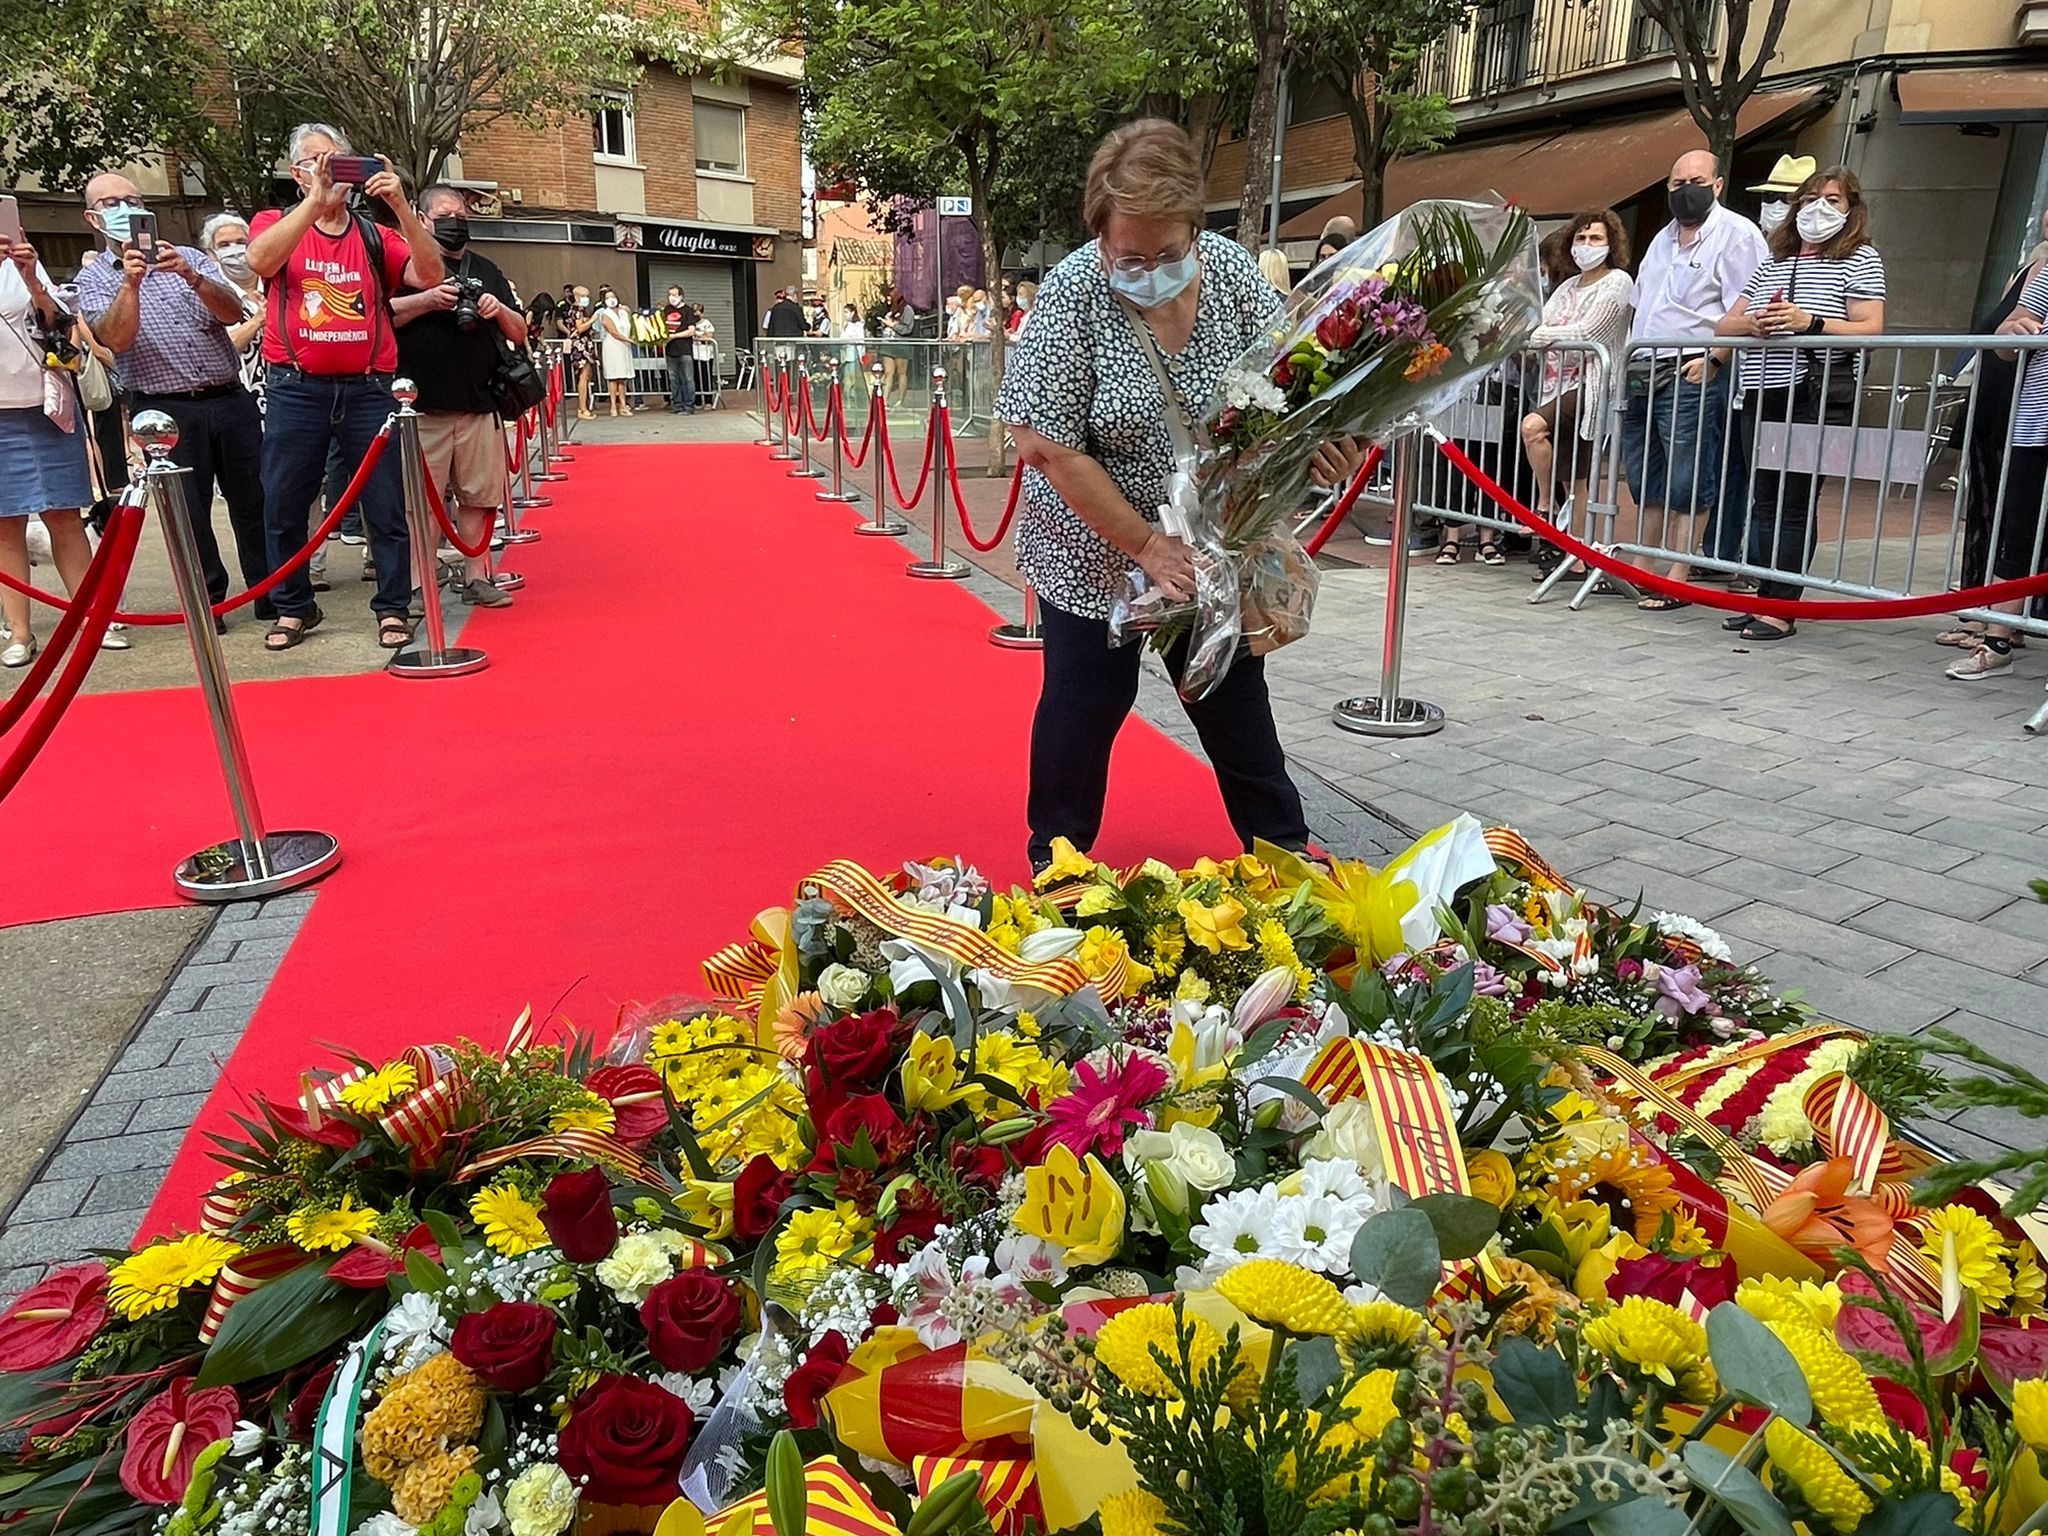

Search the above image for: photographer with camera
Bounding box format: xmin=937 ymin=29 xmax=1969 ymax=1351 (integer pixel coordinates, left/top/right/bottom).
xmin=75 ymin=172 xmax=268 ymax=630
xmin=389 ymin=183 xmax=525 ymax=609
xmin=246 ymin=122 xmax=444 ymax=653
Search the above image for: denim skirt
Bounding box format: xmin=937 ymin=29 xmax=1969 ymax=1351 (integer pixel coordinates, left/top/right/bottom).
xmin=0 ymin=405 xmax=93 ymax=518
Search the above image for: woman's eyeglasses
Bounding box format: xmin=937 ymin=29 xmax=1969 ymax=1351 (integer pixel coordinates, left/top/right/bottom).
xmin=1108 ymin=249 xmax=1192 ymax=277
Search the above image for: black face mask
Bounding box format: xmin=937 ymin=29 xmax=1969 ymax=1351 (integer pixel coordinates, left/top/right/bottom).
xmin=431 ymin=215 xmax=469 ymax=251
xmin=1667 ymin=183 xmax=1716 ymax=226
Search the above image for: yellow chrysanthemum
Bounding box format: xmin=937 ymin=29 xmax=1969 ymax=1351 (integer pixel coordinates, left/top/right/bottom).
xmin=2014 ymin=1377 xmax=2048 ymax=1452
xmin=1348 ymin=1300 xmax=1427 ymax=1349
xmin=1736 ymin=1276 xmax=1843 ymax=1332
xmin=469 ymin=1184 xmax=548 ymax=1256
xmin=1765 ymin=1420 xmax=1874 ymax=1533
xmin=772 ymin=1204 xmax=871 ymax=1286
xmin=1097 ymin=1488 xmax=1168 ymax=1536
xmin=1214 ymin=1259 xmax=1353 ymax=1337
xmin=1580 ymin=1296 xmax=1709 ymax=1392
xmin=1919 ymin=1204 xmax=2012 ymax=1309
xmin=1147 ymin=925 xmax=1186 ymax=973
xmin=107 ymin=1233 xmax=241 ymax=1321
xmin=1075 ymin=886 xmax=1118 ymax=918
xmin=1766 ymin=1320 xmax=1881 ymax=1431
xmin=2013 ymin=1246 xmax=2046 ymax=1319
xmin=285 ymin=1194 xmax=380 ymax=1254
xmin=1178 ymin=896 xmax=1250 ymax=954
xmin=337 ymin=1060 xmax=419 ymax=1115
xmin=1094 ymin=1303 xmax=1223 ymax=1398
xmin=548 ymin=1097 xmax=615 ymax=1134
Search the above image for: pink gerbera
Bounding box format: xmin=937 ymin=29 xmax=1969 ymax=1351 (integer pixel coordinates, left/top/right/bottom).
xmin=1042 ymin=1053 xmax=1169 ymax=1158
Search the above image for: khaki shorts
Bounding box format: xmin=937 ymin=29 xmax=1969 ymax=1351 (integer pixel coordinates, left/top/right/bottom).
xmin=417 ymin=411 xmax=509 ymax=512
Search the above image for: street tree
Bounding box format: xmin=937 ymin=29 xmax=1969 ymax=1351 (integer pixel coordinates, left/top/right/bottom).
xmin=1233 ymin=0 xmax=1291 ymax=248
xmin=1132 ymin=0 xmax=1255 ymax=185
xmin=1637 ymin=0 xmax=1794 ymax=176
xmin=739 ymin=0 xmax=1145 ymax=468
xmin=1289 ymin=0 xmax=1464 ymax=229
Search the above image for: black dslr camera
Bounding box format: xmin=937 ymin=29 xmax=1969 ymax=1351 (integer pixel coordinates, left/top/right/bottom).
xmin=450 ymin=273 xmax=488 ymax=331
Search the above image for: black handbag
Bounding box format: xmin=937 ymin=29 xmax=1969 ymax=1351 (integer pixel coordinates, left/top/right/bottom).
xmin=487 ymin=331 xmax=546 ymax=418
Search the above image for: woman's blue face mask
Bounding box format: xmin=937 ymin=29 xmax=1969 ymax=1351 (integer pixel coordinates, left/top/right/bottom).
xmin=1107 ymin=247 xmax=1198 ymax=308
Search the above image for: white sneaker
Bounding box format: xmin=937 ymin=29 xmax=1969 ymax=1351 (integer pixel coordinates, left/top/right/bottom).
xmin=100 ymin=628 xmax=131 ymax=650
xmin=2 ymin=637 xmax=35 ymax=667
xmin=1945 ymin=643 xmax=2013 ymax=681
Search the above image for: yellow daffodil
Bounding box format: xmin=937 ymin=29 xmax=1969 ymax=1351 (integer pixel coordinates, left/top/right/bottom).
xmin=1177 ymin=896 xmax=1250 ymax=954
xmin=336 ymin=1060 xmax=418 ymax=1116
xmin=1013 ymin=1144 xmax=1125 ymax=1266
xmin=1034 ymin=837 xmax=1095 ymax=888
xmin=285 ymin=1194 xmax=380 ymax=1254
xmin=901 ymin=1029 xmax=969 ymax=1113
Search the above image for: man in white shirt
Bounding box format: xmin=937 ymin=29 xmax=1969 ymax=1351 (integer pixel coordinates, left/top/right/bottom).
xmin=1622 ymin=149 xmax=1768 ymax=599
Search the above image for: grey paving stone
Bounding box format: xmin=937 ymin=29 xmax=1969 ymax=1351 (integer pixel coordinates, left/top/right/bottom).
xmin=138 ymin=1004 xmax=258 ymax=1041
xmin=0 ymin=1212 xmax=144 ymax=1268
xmin=1 ymin=1265 xmax=48 ymax=1300
xmin=1918 ymin=815 xmax=2048 ymax=859
xmin=1689 ymin=858 xmax=1878 ymax=923
xmin=1777 ymin=786 xmax=1942 ymax=834
xmin=110 ymin=1033 xmax=182 ymax=1072
xmin=76 ymin=1170 xmax=168 ymax=1217
xmin=124 ymin=1091 xmax=216 ymax=1136
xmin=1818 ymin=855 xmax=2018 ymax=922
xmin=42 ymin=1128 xmax=190 ymax=1182
xmin=1572 ymin=859 xmax=1750 ymax=922
xmin=1682 ymin=821 xmax=1855 ymax=877
xmin=1877 ymin=953 xmax=2048 ymax=1032
xmin=89 ymin=1060 xmax=226 ymax=1104
xmin=1942 ymin=851 xmax=2048 ymax=902
xmin=1568 ymin=789 xmax=1721 ymax=838
xmin=1845 ymin=900 xmax=2048 ymax=977
xmin=6 ymin=1176 xmax=92 ymax=1223
xmin=1757 ymin=951 xmax=1956 ymax=1034
xmin=1804 ymin=818 xmax=1976 ymax=874
xmin=63 ymin=1100 xmax=136 ymax=1141
xmin=170 ymin=1034 xmax=235 ymax=1069
xmin=1941 ymin=1102 xmax=2041 ymax=1156
xmin=187 ymin=979 xmax=272 ymax=1016
xmin=1985 ymin=898 xmax=2048 ymax=944
xmin=1550 ymin=823 xmax=1737 ymax=879
xmin=1716 ymin=902 xmax=1915 ymax=977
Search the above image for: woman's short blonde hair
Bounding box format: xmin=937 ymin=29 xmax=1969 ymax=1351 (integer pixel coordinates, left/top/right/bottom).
xmin=1083 ymin=119 xmax=1204 ymax=237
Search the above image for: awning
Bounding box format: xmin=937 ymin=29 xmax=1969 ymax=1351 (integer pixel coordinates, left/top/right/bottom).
xmin=1896 ymin=65 xmax=2048 ymax=123
xmin=1279 ymin=85 xmax=1824 ymax=231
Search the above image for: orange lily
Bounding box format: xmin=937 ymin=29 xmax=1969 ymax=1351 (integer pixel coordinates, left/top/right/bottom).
xmin=1759 ymin=1158 xmax=1894 ymax=1265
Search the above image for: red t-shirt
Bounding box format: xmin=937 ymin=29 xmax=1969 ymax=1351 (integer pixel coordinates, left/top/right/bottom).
xmin=252 ymin=208 xmax=412 ymax=375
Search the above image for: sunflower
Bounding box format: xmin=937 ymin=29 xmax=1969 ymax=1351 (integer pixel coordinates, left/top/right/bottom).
xmin=337 ymin=1060 xmax=419 ymax=1116
xmin=1918 ymin=1204 xmax=2012 ymax=1310
xmin=107 ymin=1233 xmax=241 ymax=1320
xmin=285 ymin=1194 xmax=380 ymax=1254
xmin=469 ymin=1184 xmax=548 ymax=1256
xmin=1543 ymin=1137 xmax=1679 ymax=1244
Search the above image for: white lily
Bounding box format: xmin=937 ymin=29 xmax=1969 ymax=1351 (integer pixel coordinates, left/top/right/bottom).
xmin=967 ymin=926 xmax=1085 ymax=1010
xmin=1384 ymin=814 xmax=1497 ymax=952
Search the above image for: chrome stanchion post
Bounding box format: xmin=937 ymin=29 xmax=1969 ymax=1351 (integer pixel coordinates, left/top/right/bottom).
xmin=907 ymin=366 xmax=970 ymax=580
xmin=512 ymin=413 xmax=551 ymax=510
xmin=387 ymin=379 xmax=488 ymax=679
xmin=816 ymin=376 xmax=858 ymax=503
xmin=989 ymin=582 xmax=1043 ymax=650
xmin=534 ymin=358 xmax=568 ymax=481
xmin=788 ymin=360 xmax=824 ymax=479
xmin=130 ymin=412 xmax=343 ymax=900
xmin=501 ymin=422 xmax=542 ymax=545
xmin=491 ymin=439 xmax=526 ymax=593
xmin=854 ymin=361 xmax=910 ymax=538
xmin=2026 ymin=689 xmax=2048 ymax=735
xmin=754 ymin=342 xmax=781 ymax=447
xmin=769 ymin=348 xmax=801 ymax=461
xmin=1333 ymin=430 xmax=1444 ymax=737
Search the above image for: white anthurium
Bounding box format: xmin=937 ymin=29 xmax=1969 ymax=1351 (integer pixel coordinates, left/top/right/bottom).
xmin=1383 ymin=813 xmax=1497 ymax=951
xmin=966 ymin=926 xmax=1086 ymax=1010
xmin=1232 ymin=966 xmax=1299 ymax=1032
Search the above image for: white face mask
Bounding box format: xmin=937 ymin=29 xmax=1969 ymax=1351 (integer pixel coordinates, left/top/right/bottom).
xmin=1569 ymin=242 xmax=1607 ymax=272
xmin=1795 ymin=200 xmax=1848 ymax=244
xmin=214 ymin=242 xmax=250 ymax=272
xmin=1758 ymin=200 xmax=1790 ymax=234
xmin=604 ymin=296 xmax=618 ymax=308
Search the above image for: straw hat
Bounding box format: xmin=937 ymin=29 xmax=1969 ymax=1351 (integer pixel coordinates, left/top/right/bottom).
xmin=1749 ymin=154 xmax=1817 ymax=195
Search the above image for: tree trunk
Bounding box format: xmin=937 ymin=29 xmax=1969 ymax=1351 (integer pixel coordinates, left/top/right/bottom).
xmin=1709 ymin=113 xmax=1738 ymax=180
xmin=1235 ymin=0 xmax=1289 ymax=249
xmin=1339 ymin=79 xmax=1388 ymax=232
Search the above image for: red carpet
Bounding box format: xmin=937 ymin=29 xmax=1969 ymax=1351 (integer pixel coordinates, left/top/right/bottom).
xmin=0 ymin=443 xmax=1238 ymax=1230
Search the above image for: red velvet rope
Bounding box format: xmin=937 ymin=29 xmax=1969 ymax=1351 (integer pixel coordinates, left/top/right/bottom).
xmin=421 ymin=460 xmax=495 ymax=558
xmin=880 ymin=406 xmax=937 ymax=510
xmin=759 ymin=364 xmax=783 ymax=416
xmin=1435 ymin=436 xmax=2048 ymax=621
xmin=0 ymin=502 xmax=132 ymax=738
xmin=838 ymin=387 xmax=877 ymax=470
xmin=504 ymin=414 xmax=527 ymax=475
xmin=0 ymin=502 xmax=141 ymax=804
xmin=937 ymin=406 xmax=1024 ymax=552
xmin=0 ymin=429 xmax=392 ymax=626
xmin=1303 ymin=444 xmax=1386 ymax=558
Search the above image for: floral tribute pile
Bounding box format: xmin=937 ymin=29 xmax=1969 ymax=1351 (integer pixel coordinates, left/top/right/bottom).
xmin=6 ymin=821 xmax=2048 ymax=1536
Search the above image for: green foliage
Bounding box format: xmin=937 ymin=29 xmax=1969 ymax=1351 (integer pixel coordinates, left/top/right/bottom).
xmin=1703 ymin=1303 xmax=1811 ymax=1425
xmin=1349 ymin=1205 xmax=1440 ymax=1309
xmin=1845 ymin=1033 xmax=1947 ymax=1127
xmin=196 ymin=1260 xmax=380 ymax=1387
xmin=1910 ymin=1027 xmax=2048 ymax=1216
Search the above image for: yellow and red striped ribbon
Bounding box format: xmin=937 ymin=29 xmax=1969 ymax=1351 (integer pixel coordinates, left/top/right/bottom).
xmin=1302 ymin=1039 xmax=1471 ymax=1198
xmin=1481 ymin=827 xmax=1572 ymax=892
xmin=456 ymin=1127 xmax=677 ymax=1193
xmin=302 ymin=1045 xmax=468 ymax=1164
xmin=198 ymin=1180 xmax=247 ymax=1237
xmin=1802 ymin=1071 xmax=1895 ymax=1195
xmin=197 ymin=1243 xmax=305 ymax=1343
xmin=911 ymin=1455 xmax=1037 ymax=1536
xmin=710 ymin=1455 xmax=897 ymax=1536
xmin=802 ymin=860 xmax=1090 ymax=998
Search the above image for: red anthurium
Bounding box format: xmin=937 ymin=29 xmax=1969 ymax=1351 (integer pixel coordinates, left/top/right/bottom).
xmin=585 ymin=1065 xmax=669 ymax=1146
xmin=328 ymin=1224 xmax=442 ymax=1289
xmin=262 ymin=1095 xmax=362 ymax=1150
xmin=120 ymin=1378 xmax=240 ymax=1504
xmin=0 ymin=1264 xmax=110 ymax=1370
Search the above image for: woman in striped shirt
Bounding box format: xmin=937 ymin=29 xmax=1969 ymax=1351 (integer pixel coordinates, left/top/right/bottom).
xmin=1941 ymin=263 xmax=2048 ymax=680
xmin=1707 ymin=167 xmax=1887 ymax=641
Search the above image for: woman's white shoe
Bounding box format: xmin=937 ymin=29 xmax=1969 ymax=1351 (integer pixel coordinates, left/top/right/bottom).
xmin=2 ymin=637 xmax=37 ymax=668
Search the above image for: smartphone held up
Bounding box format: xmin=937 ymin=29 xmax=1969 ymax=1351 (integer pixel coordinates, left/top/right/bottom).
xmin=327 ymin=155 xmax=384 ymax=186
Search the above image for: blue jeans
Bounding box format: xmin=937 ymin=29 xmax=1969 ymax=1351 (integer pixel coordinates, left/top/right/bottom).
xmin=1619 ymin=365 xmax=1740 ymax=561
xmin=261 ymin=367 xmax=409 ymax=619
xmin=665 ymin=343 xmax=695 ymax=411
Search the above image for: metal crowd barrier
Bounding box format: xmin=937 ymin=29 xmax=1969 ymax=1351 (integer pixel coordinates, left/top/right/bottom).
xmin=772 ymin=337 xmax=997 ymax=440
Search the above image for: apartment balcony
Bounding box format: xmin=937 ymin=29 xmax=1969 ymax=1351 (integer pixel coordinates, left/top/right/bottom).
xmin=1416 ymin=0 xmax=1718 ymax=126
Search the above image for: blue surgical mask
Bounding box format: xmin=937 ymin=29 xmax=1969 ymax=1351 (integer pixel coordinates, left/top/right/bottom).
xmin=1108 ymin=248 xmax=1199 ymax=308
xmin=95 ymin=203 xmax=142 ymax=243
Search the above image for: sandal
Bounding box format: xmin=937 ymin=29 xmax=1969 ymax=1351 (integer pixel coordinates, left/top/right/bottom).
xmin=1737 ymin=619 xmax=1795 ymax=642
xmin=1722 ymin=613 xmax=1755 ymax=632
xmin=1435 ymin=541 xmax=1461 ymax=565
xmin=263 ymin=608 xmax=322 ymax=651
xmin=377 ymin=616 xmax=414 ymax=650
xmin=1637 ymin=595 xmax=1690 ymax=612
xmin=1477 ymin=541 xmax=1506 ymax=566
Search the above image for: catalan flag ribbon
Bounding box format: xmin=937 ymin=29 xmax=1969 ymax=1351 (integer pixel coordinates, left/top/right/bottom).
xmin=709 ymin=1456 xmax=896 ymax=1536
xmin=198 ymin=1243 xmax=306 ymax=1344
xmin=824 ymin=1330 xmax=1036 ymax=1467
xmin=911 ymin=1455 xmax=1041 ymax=1536
xmin=704 ymin=908 xmax=798 ymax=1022
xmin=1801 ymin=1071 xmax=1904 ymax=1198
xmin=1481 ymin=826 xmax=1571 ymax=892
xmin=1302 ymin=1038 xmax=1470 ymax=1199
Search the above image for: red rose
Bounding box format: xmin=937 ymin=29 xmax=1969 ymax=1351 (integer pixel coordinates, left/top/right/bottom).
xmin=783 ymin=1331 xmax=852 ymax=1430
xmin=541 ymin=1168 xmax=620 ymax=1264
xmin=329 ymin=1224 xmax=441 ymax=1290
xmin=810 ymin=1094 xmax=913 ymax=1172
xmin=452 ymin=1302 xmax=560 ymax=1393
xmin=286 ymin=1361 xmax=338 ymax=1442
xmin=809 ymin=1008 xmax=898 ymax=1089
xmin=586 ymin=1065 xmax=669 ymax=1146
xmin=120 ymin=1378 xmax=239 ymax=1504
xmin=0 ymin=1264 xmax=109 ymax=1370
xmin=557 ymin=1374 xmax=694 ymax=1506
xmin=640 ymin=1271 xmax=743 ymax=1373
xmin=732 ymin=1155 xmax=794 ymax=1245
xmin=1271 ymin=359 xmax=1293 ymax=388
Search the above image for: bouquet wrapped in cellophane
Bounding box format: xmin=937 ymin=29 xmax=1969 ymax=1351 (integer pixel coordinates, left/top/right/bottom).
xmin=1112 ymin=197 xmax=1542 ymax=699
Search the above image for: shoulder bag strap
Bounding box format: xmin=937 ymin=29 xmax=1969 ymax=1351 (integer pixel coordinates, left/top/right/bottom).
xmin=1113 ymin=292 xmax=1200 ymax=466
